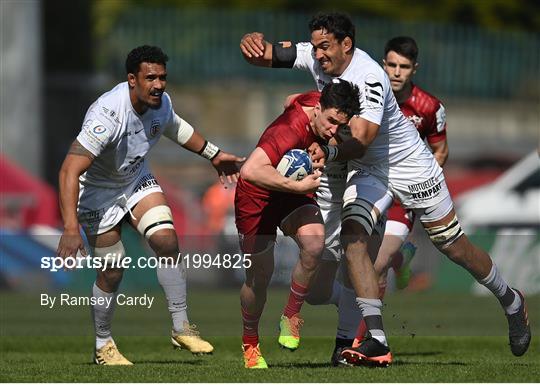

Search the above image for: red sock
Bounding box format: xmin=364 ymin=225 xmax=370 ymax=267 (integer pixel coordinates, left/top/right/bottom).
xmin=283 ymin=280 xmax=309 ymax=318
xmin=241 ymin=307 xmax=261 ymax=347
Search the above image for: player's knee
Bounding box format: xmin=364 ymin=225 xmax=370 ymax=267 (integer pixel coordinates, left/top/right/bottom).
xmin=340 ymin=219 xmax=370 ymax=251
xmin=299 ymin=241 xmax=324 ymax=266
xmin=92 ymin=239 xmax=126 ymax=261
xmin=149 ymin=232 xmax=179 ymax=259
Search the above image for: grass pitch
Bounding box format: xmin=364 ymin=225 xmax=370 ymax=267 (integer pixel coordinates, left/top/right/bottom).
xmin=1 ymin=289 xmax=539 ymax=382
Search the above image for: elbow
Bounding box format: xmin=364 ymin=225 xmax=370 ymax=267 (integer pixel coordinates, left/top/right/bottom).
xmin=240 ymin=163 xmax=254 ymax=183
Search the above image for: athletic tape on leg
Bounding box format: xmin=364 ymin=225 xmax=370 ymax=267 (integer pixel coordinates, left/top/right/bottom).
xmin=425 ymin=215 xmax=464 ymax=249
xmin=93 ymin=240 xmax=125 ymax=265
xmin=136 ymin=205 xmax=175 ymax=239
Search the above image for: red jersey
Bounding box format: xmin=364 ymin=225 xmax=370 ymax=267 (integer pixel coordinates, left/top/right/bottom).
xmin=237 ymin=91 xmax=320 ymax=198
xmin=399 ymin=84 xmax=447 ymax=144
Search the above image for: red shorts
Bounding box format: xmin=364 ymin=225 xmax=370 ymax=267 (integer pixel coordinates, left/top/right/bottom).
xmin=386 ymin=200 xmax=415 ymax=231
xmin=235 ymin=189 xmax=319 ymax=254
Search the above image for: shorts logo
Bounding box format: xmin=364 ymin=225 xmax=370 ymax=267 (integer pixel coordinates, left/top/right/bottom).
xmin=150 ymin=119 xmax=161 ymax=137
xmin=408 ymin=177 xmax=442 ymax=200
xmin=133 ymin=174 xmax=159 ymax=193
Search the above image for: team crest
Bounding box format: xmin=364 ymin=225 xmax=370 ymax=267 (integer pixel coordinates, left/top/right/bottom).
xmin=150 ymin=119 xmax=161 ymax=137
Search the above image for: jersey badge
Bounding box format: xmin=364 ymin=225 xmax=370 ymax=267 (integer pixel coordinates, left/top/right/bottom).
xmin=150 ymin=119 xmax=161 ymax=137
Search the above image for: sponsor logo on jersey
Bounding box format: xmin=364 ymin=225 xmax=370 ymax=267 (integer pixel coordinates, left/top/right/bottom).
xmin=79 ymin=208 xmax=106 ymax=232
xmin=150 ymin=119 xmax=161 ymax=137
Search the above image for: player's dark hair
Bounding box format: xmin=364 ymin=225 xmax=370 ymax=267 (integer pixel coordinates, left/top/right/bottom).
xmin=384 ymin=36 xmax=418 ymax=62
xmin=309 ymin=12 xmax=355 ymax=47
xmin=125 ymin=45 xmax=169 ymax=74
xmin=320 ymin=79 xmax=360 ymax=118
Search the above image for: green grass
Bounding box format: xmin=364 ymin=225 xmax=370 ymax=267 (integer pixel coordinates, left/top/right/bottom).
xmin=1 ymin=289 xmax=539 ymax=382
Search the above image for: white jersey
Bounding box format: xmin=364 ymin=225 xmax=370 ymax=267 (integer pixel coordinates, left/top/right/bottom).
xmin=77 ymin=82 xmax=185 ymax=189
xmin=293 ymin=43 xmax=424 ymax=167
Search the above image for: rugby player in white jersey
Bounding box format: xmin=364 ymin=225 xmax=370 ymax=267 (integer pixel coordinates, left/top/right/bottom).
xmin=240 ymin=12 xmax=531 ymax=366
xmin=57 ymin=45 xmax=244 ymax=365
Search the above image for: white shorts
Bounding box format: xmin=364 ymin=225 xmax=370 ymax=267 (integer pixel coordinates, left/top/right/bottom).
xmin=316 ymin=161 xmax=348 ymax=262
xmin=77 ymin=167 xmax=163 ymax=235
xmin=317 ymin=162 xmax=387 ymax=262
xmin=343 ymin=145 xmax=453 ymax=233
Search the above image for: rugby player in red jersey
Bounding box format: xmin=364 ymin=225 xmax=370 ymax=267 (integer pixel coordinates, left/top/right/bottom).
xmin=236 ymin=80 xmax=360 ymax=368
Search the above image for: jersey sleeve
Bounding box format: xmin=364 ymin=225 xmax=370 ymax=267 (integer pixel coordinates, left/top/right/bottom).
xmin=293 ymin=42 xmax=315 ymax=72
xmin=426 ymin=103 xmax=447 ymax=144
xmin=358 ymin=71 xmax=387 ymax=125
xmin=76 ymin=107 xmax=114 ymax=157
xmin=257 ymin=123 xmax=302 ymax=166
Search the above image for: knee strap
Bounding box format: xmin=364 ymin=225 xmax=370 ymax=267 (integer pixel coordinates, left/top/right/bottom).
xmin=136 ymin=205 xmax=175 ymax=239
xmin=93 ymin=240 xmax=125 ymax=265
xmin=342 ymin=198 xmax=379 ymax=235
xmin=425 ymin=215 xmax=464 ymax=249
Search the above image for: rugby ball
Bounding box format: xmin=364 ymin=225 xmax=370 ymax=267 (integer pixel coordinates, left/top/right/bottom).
xmin=276 ymin=149 xmax=313 ymax=181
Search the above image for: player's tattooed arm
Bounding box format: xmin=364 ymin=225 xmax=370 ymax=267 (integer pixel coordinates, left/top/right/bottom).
xmin=68 ymin=140 xmax=95 ymax=161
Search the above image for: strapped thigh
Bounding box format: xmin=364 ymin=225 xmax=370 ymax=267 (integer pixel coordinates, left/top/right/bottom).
xmin=341 ymin=171 xmax=393 ymax=236
xmin=136 ymin=205 xmax=175 ymax=239
xmin=424 ymin=215 xmax=464 ymax=249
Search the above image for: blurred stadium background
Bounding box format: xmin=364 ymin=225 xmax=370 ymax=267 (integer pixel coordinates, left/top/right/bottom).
xmin=1 ymin=0 xmax=539 ymax=331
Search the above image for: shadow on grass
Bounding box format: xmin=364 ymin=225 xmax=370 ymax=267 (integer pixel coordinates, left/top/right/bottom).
xmin=270 ymin=362 xmax=332 ymax=369
xmin=79 ymin=359 xmax=206 ymax=366
xmin=395 ymin=351 xmax=442 ymax=357
xmin=393 ymin=360 xmax=468 ymax=366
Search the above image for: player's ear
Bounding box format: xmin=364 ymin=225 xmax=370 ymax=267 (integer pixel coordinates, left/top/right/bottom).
xmin=342 ymin=36 xmax=353 ymax=54
xmin=127 ymin=73 xmax=136 ymax=88
xmin=413 ymin=61 xmax=419 ymax=75
xmin=382 ymin=58 xmax=387 ymax=68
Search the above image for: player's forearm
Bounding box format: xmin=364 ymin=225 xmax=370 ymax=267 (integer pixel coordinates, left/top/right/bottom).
xmin=241 ymin=164 xmax=299 ymax=193
xmin=434 ymin=151 xmax=448 ymax=167
xmin=58 ymin=167 xmax=81 ymax=231
xmin=325 ymin=117 xmax=378 ymax=162
xmin=182 ymin=131 xmax=221 ymax=161
xmin=430 ymin=140 xmax=449 ymax=167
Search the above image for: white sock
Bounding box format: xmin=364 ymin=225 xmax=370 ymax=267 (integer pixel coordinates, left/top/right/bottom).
xmin=356 ymin=297 xmax=388 ymax=346
xmin=336 ymin=286 xmax=363 ymax=340
xmin=92 ymin=282 xmax=117 ymax=349
xmin=157 ymin=262 xmax=189 ymax=333
xmin=96 ymin=336 xmax=114 ymax=350
xmin=478 ymin=264 xmax=520 ymax=314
